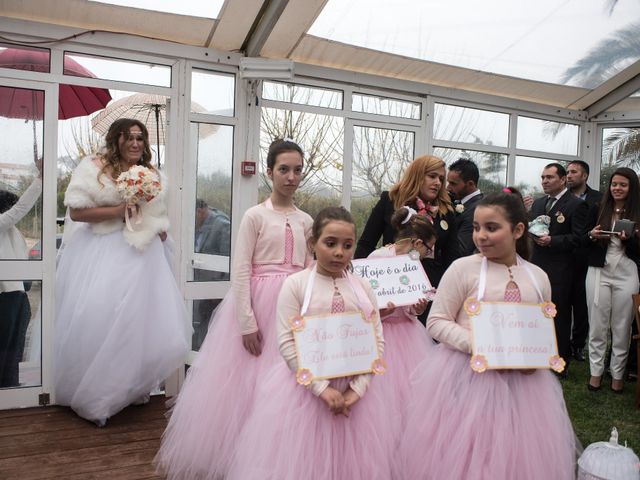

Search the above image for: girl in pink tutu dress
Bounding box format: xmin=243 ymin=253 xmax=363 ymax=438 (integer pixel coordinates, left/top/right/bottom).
xmin=155 ymin=139 xmax=313 ymax=480
xmin=367 ymin=206 xmax=436 ymax=437
xmin=227 ymin=207 xmax=396 ymax=480
xmin=399 ymin=192 xmax=577 ymax=480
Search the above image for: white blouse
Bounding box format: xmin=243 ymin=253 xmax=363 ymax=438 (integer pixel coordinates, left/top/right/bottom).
xmin=0 ymin=177 xmax=42 ymax=293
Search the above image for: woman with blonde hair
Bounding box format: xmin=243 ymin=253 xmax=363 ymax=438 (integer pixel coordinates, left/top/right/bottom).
xmin=356 ymin=155 xmax=458 ymax=308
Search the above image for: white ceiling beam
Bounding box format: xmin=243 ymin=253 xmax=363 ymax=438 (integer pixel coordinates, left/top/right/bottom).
xmin=261 ymin=0 xmax=328 ymax=58
xmin=567 ymin=58 xmax=640 ymax=112
xmin=0 ymin=17 xmax=243 ymax=65
xmin=0 ymin=0 xmax=216 ymax=48
xmin=585 ymin=72 xmax=640 ymax=119
xmin=243 ymin=0 xmax=290 ymax=57
xmin=208 ymin=0 xmax=264 ymax=51
xmin=290 ymin=35 xmax=590 ymax=115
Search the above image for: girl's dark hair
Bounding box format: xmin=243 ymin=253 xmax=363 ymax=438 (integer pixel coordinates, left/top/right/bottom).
xmin=0 ymin=189 xmax=19 ymax=214
xmin=596 ymin=167 xmax=640 ymax=237
xmin=266 ymin=138 xmax=304 ymax=170
xmin=311 ymin=206 xmax=355 ymax=243
xmin=502 ymin=186 xmax=524 ymax=204
xmin=390 ymin=206 xmax=437 ymax=244
xmin=477 ymin=192 xmax=530 ymax=259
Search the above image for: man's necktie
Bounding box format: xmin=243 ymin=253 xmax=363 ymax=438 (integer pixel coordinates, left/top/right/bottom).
xmin=545 ymin=196 xmax=555 ymax=214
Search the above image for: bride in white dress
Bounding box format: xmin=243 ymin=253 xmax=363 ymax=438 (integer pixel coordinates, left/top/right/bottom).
xmin=54 ymin=118 xmax=190 ymax=426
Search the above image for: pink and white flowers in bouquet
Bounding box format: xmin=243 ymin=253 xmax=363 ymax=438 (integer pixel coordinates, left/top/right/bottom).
xmin=116 ymin=165 xmax=161 ymax=204
xmin=116 ymin=166 xmax=161 ymax=230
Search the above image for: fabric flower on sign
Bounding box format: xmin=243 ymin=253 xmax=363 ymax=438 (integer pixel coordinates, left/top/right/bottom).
xmin=541 ymin=301 xmax=557 ymax=319
xmin=296 ymin=369 xmax=313 ymax=386
xmin=470 ymin=355 xmax=488 ymax=373
xmin=372 ymin=358 xmax=387 ymax=375
xmin=549 ymin=355 xmax=566 ymax=373
xmin=463 ymin=297 xmax=481 ymax=316
xmin=289 ymin=315 xmax=305 ymax=331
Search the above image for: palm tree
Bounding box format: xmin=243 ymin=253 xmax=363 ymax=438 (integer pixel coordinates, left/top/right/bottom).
xmin=559 ymin=3 xmax=640 ymax=174
xmin=561 ymin=21 xmax=640 ymax=89
xmin=602 ymin=128 xmax=640 ymax=169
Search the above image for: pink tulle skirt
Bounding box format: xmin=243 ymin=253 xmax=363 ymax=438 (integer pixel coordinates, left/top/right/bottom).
xmin=227 ymin=363 xmax=398 ymax=480
xmin=155 ymin=265 xmax=300 ymax=480
xmin=399 ymin=344 xmax=577 ymax=480
xmin=378 ymin=316 xmax=435 ymax=445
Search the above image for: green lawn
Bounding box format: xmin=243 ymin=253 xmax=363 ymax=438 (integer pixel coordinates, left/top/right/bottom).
xmin=562 ymin=359 xmax=640 ymax=451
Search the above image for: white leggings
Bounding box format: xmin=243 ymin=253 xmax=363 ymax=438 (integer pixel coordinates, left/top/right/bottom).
xmin=586 ymin=256 xmax=638 ymax=380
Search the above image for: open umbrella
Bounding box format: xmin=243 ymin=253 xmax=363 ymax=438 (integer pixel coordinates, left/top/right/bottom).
xmin=90 ymin=93 xmax=219 ymax=168
xmin=0 ymin=46 xmax=112 ymax=161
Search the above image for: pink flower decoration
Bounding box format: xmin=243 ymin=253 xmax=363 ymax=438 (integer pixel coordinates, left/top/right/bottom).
xmin=549 ymin=355 xmax=566 ymax=373
xmin=541 ymin=301 xmax=557 ymax=319
xmin=423 ymin=288 xmax=437 ymax=302
xmin=464 ymin=297 xmax=481 ymax=316
xmin=470 ymin=355 xmax=488 ymax=373
xmin=296 ymin=368 xmax=313 ymax=386
xmin=289 ymin=315 xmax=305 ymax=331
xmin=371 ymin=358 xmax=387 ymax=375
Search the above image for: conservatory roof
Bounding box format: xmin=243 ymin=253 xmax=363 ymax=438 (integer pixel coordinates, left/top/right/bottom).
xmin=2 ymin=0 xmax=640 ymax=117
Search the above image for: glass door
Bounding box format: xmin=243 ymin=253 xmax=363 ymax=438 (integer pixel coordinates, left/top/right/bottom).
xmin=0 ymin=77 xmax=57 ymax=409
xmin=182 ymin=67 xmax=238 ymax=362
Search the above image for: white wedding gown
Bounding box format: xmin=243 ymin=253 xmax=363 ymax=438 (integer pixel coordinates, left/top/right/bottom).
xmin=54 ymin=223 xmax=190 ymax=423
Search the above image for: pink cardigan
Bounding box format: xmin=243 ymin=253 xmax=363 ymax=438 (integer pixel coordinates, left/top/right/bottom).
xmin=232 ymin=202 xmax=313 ymax=334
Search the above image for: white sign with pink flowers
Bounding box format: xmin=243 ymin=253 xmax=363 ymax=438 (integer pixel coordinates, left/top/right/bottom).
xmin=290 ymin=311 xmax=386 ymax=385
xmin=466 ymin=300 xmax=564 ymax=372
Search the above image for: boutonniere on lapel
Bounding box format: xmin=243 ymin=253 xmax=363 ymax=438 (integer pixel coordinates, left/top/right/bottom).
xmin=454 ymin=201 xmax=465 ymax=214
xmin=555 ymin=211 xmax=565 ymax=224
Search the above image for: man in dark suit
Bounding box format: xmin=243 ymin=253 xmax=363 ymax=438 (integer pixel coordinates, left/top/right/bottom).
xmin=566 ymin=160 xmax=603 ymax=362
xmin=447 ymin=158 xmax=483 ymax=257
xmin=530 ymin=163 xmax=589 ymax=378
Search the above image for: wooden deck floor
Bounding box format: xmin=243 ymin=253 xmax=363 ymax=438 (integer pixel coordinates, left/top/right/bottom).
xmin=0 ymin=396 xmax=168 ymax=479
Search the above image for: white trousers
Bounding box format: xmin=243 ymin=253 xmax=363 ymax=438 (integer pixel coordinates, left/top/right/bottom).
xmin=586 ymin=255 xmax=639 ymax=379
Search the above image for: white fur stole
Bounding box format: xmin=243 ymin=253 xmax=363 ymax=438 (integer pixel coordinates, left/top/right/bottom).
xmin=64 ymin=157 xmax=170 ymax=251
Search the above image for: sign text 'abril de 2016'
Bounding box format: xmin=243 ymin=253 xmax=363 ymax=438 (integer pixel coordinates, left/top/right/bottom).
xmin=351 ymin=254 xmax=434 ymax=308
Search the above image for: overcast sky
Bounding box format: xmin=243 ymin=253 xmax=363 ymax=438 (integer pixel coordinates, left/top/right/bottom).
xmin=2 ymin=0 xmax=639 ymax=189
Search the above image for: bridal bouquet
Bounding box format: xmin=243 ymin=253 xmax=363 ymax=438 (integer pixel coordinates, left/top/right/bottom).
xmin=116 ymin=166 xmax=161 ymax=230
xmin=116 ymin=166 xmax=161 ymax=204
